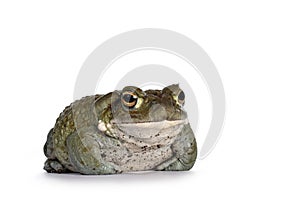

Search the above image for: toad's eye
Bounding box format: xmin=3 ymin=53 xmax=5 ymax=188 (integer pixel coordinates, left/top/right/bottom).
xmin=121 ymin=91 xmax=138 ymax=109
xmin=177 ymin=90 xmax=185 ymax=105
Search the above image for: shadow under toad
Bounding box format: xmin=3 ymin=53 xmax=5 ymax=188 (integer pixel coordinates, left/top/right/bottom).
xmin=40 ymin=170 xmax=196 ymax=183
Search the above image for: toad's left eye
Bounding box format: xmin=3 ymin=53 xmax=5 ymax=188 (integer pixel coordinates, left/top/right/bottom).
xmin=177 ymin=90 xmax=185 ymax=105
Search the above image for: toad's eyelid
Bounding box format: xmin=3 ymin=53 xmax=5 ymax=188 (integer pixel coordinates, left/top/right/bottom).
xmin=122 ymin=91 xmax=137 ymax=97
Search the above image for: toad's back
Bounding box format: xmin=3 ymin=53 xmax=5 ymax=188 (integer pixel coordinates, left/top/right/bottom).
xmin=45 ymin=95 xmax=102 ymax=171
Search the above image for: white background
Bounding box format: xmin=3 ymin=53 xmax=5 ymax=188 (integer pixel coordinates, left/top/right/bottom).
xmin=0 ymin=0 xmax=299 ymax=199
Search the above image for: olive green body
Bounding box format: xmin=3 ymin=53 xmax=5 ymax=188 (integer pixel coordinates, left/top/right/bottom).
xmin=44 ymin=85 xmax=197 ymax=175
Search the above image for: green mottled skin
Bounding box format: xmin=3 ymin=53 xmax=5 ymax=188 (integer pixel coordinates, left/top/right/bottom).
xmin=44 ymin=85 xmax=197 ymax=175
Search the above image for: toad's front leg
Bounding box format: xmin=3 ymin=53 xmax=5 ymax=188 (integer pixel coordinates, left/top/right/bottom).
xmin=66 ymin=126 xmax=120 ymax=175
xmin=156 ymin=124 xmax=197 ymax=171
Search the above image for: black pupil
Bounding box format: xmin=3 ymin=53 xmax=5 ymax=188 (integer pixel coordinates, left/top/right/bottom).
xmin=122 ymin=94 xmax=137 ymax=104
xmin=178 ymin=91 xmax=185 ymax=101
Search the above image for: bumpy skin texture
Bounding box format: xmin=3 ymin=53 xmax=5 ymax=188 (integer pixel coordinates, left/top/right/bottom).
xmin=43 ymin=85 xmax=197 ymax=175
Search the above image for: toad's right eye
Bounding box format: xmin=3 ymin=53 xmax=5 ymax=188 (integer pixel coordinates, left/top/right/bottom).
xmin=121 ymin=91 xmax=138 ymax=109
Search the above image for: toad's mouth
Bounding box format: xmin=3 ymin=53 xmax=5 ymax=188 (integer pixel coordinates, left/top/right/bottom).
xmin=110 ymin=119 xmax=189 ymax=140
xmin=111 ymin=118 xmax=188 ymax=125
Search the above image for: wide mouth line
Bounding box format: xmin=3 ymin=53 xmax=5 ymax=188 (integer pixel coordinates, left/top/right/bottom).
xmin=111 ymin=119 xmax=188 ymax=125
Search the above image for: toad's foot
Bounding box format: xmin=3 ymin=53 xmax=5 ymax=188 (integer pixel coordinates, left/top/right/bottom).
xmin=44 ymin=159 xmax=71 ymax=173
